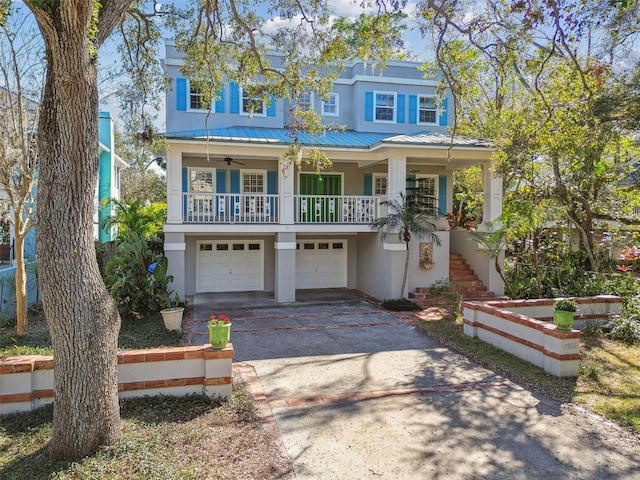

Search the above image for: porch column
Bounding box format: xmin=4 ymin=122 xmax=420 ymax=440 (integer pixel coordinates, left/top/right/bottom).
xmin=274 ymin=232 xmax=296 ymax=303
xmin=279 ymin=159 xmax=295 ymax=224
xmin=387 ymin=156 xmax=407 ymax=202
xmin=164 ymin=232 xmax=186 ymax=298
xmin=483 ymin=161 xmax=502 ymax=224
xmin=166 ymin=152 xmax=183 ymax=224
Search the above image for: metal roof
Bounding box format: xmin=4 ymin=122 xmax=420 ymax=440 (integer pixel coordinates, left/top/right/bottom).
xmin=165 ymin=127 xmax=493 ymax=149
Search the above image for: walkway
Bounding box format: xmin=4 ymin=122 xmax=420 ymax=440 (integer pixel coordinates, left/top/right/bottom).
xmin=189 ymin=289 xmax=640 ymax=479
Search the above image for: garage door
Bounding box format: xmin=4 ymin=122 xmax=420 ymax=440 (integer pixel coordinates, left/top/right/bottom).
xmin=296 ymin=239 xmax=347 ymax=289
xmin=197 ymin=240 xmax=264 ymax=292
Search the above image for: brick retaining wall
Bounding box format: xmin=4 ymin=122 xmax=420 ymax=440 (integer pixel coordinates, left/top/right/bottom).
xmin=0 ymin=344 xmax=233 ymax=415
xmin=462 ymin=296 xmax=622 ymax=377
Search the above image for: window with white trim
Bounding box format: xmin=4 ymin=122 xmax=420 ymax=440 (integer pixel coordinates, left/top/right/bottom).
xmin=374 ymin=91 xmax=396 ymax=122
xmin=321 ymin=93 xmax=339 ymax=116
xmin=414 ymin=175 xmax=438 ymax=213
xmin=418 ymin=95 xmax=437 ymax=124
xmin=373 ymin=174 xmax=387 ymax=196
xmin=298 ymin=92 xmax=314 ymax=112
xmin=189 ymin=81 xmax=211 ymax=111
xmin=188 ymin=168 xmax=215 ymax=218
xmin=241 ymin=88 xmax=265 ymax=116
xmin=242 ymin=170 xmax=266 ymax=215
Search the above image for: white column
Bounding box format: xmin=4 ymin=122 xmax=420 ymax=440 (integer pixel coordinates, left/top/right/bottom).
xmin=387 ymin=156 xmax=407 ymax=202
xmin=483 ymin=161 xmax=503 ymax=224
xmin=166 ymin=151 xmax=183 ymax=223
xmin=279 ymin=159 xmax=295 ymax=224
xmin=274 ymin=232 xmax=296 ymax=302
xmin=164 ymin=232 xmax=186 ymax=298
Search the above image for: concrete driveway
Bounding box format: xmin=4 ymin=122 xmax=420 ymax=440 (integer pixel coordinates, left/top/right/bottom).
xmin=190 ymin=289 xmax=640 ymax=479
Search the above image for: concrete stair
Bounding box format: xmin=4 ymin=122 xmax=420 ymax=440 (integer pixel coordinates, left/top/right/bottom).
xmin=409 ymin=253 xmax=497 ymax=308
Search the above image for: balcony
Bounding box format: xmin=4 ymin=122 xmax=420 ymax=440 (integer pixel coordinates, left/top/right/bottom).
xmin=182 ymin=193 xmax=383 ymax=224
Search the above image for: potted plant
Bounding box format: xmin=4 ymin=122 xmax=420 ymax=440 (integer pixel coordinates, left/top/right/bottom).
xmin=553 ymin=299 xmax=578 ymax=331
xmin=208 ymin=314 xmax=232 ymax=349
xmin=159 ymin=291 xmax=184 ymax=331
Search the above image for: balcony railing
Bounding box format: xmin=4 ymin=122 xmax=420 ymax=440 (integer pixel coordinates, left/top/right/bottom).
xmin=183 ymin=193 xmax=280 ymax=223
xmin=182 ymin=193 xmax=385 ymax=224
xmin=294 ymin=195 xmax=382 ymax=224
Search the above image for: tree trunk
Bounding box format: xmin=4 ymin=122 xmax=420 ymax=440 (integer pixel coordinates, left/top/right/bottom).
xmin=27 ymin=3 xmax=122 ymax=459
xmin=14 ymin=222 xmax=27 ymax=336
xmin=402 ymin=240 xmax=410 ymax=298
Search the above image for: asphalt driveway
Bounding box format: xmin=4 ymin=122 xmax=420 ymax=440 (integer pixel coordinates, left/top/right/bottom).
xmin=189 ymin=289 xmax=640 ymax=479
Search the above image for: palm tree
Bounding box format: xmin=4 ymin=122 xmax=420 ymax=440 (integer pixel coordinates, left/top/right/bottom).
xmin=370 ymin=191 xmax=440 ymax=298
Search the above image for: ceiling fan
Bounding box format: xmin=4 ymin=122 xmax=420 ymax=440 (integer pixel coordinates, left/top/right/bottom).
xmin=222 ymin=156 xmax=246 ymax=166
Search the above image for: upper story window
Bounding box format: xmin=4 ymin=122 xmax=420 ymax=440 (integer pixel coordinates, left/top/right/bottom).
xmin=374 ymin=92 xmax=396 ymax=123
xmin=373 ymin=174 xmax=387 ymax=196
xmin=241 ymin=88 xmax=265 ymax=116
xmin=321 ymin=93 xmax=339 ymax=116
xmin=418 ymin=95 xmax=437 ymax=124
xmin=189 ymin=81 xmax=211 ymax=111
xmin=298 ymin=92 xmax=314 ymax=112
xmin=189 ymin=168 xmax=215 ymax=193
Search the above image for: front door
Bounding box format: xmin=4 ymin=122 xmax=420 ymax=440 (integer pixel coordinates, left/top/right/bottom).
xmin=299 ymin=174 xmax=342 ymax=222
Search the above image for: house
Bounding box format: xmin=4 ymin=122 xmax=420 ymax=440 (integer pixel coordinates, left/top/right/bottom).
xmin=0 ymin=111 xmax=125 ymax=316
xmin=95 ymin=111 xmax=128 ymax=243
xmin=162 ymin=42 xmax=504 ymax=302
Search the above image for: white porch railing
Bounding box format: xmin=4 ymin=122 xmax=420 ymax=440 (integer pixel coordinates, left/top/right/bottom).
xmin=295 ymin=195 xmax=383 ymax=224
xmin=182 ymin=193 xmax=386 ymax=224
xmin=183 ymin=193 xmax=280 ymax=223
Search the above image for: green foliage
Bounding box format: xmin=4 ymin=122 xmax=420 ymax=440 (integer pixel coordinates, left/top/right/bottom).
xmin=608 ymin=296 xmax=640 ymax=344
xmin=104 ymin=233 xmax=176 ymax=318
xmin=101 ymin=199 xmax=166 ymax=243
xmin=381 ymin=298 xmax=422 ymax=311
xmin=554 ymin=299 xmax=578 ymax=312
xmin=452 ymin=166 xmax=483 ymax=224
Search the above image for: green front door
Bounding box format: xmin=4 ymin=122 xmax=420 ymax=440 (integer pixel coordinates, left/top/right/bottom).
xmin=299 ymin=174 xmax=342 ymax=222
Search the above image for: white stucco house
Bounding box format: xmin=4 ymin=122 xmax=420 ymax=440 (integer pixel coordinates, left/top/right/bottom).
xmin=162 ymin=42 xmax=503 ymax=302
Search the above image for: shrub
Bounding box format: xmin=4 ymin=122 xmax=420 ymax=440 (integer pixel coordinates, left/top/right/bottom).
xmin=608 ymin=317 xmax=640 ymax=345
xmin=104 ymin=233 xmax=174 ymax=318
xmin=381 ymin=298 xmax=422 ymax=311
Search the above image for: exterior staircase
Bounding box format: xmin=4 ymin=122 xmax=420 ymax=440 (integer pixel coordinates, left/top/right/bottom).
xmin=409 ymin=253 xmax=497 ymax=308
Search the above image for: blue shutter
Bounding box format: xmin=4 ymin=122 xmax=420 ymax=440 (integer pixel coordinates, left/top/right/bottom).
xmin=215 ymin=87 xmax=225 ymax=113
xmin=182 ymin=168 xmax=188 ymax=217
xmin=216 ymin=169 xmax=226 ymax=193
xmin=438 ymin=175 xmax=447 ymax=217
xmin=266 ymin=94 xmax=276 ymax=116
xmin=439 ymin=97 xmax=448 ymax=126
xmin=397 ymin=94 xmax=405 ymax=123
xmin=176 ymin=78 xmax=187 ymax=111
xmin=230 ymin=170 xmax=240 ymax=193
xmin=267 ymin=171 xmax=277 ymax=194
xmin=229 ymin=82 xmax=240 ymax=114
xmin=364 ymin=91 xmax=374 ymax=121
xmin=408 ymin=95 xmax=417 ymax=124
xmin=363 ymin=173 xmax=373 ymax=196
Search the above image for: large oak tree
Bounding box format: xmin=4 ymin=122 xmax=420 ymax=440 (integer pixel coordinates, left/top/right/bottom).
xmin=18 ymin=0 xmax=406 ymax=460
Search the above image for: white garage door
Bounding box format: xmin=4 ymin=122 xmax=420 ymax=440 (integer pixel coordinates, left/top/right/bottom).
xmin=296 ymin=239 xmax=347 ymax=289
xmin=197 ymin=240 xmax=264 ymax=292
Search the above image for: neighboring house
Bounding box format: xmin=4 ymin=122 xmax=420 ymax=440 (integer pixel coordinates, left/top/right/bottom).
xmin=95 ymin=111 xmax=128 ymax=243
xmin=162 ymin=42 xmax=504 ymax=302
xmin=0 ymin=111 xmax=125 ymax=316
